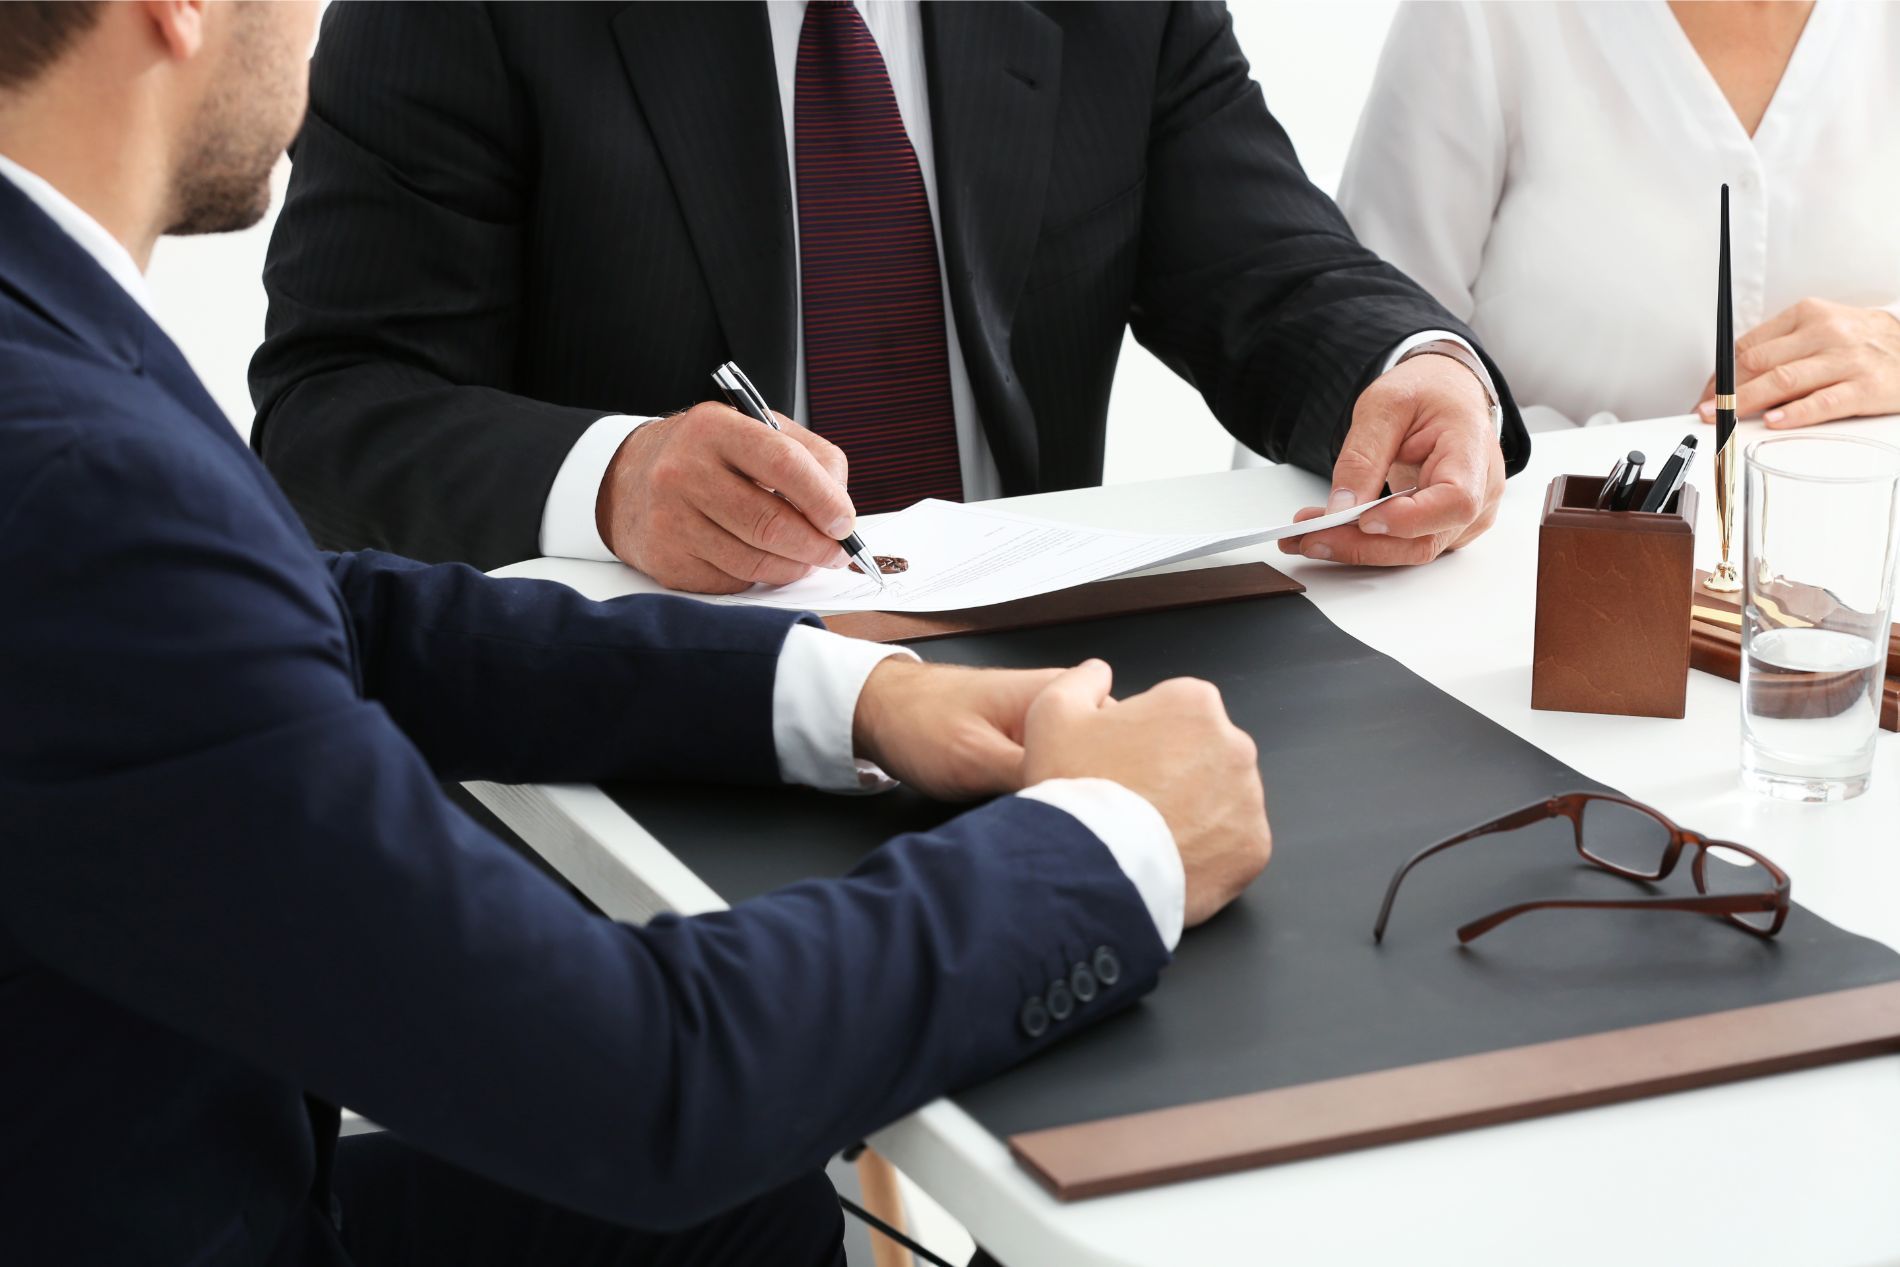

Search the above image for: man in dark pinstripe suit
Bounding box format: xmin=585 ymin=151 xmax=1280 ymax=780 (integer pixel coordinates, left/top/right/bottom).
xmin=252 ymin=1 xmax=1531 ymax=592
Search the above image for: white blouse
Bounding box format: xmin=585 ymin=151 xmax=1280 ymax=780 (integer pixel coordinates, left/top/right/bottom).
xmin=1338 ymin=0 xmax=1900 ymax=431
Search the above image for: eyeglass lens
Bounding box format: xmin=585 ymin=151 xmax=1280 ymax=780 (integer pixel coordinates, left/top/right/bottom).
xmin=1577 ymin=796 xmax=1777 ymax=931
xmin=1696 ymin=845 xmax=1781 ymax=932
xmin=1575 ymin=797 xmax=1673 ymax=878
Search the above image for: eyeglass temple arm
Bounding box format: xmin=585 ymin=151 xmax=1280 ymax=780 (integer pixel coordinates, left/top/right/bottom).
xmin=1456 ymin=891 xmax=1783 ymax=943
xmin=1371 ymin=800 xmax=1561 ymax=943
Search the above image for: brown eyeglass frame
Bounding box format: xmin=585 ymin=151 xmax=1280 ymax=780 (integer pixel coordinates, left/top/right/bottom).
xmin=1372 ymin=792 xmax=1790 ymax=945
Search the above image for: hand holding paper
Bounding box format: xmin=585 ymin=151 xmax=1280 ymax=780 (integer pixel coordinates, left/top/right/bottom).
xmin=1284 ymin=352 xmax=1506 ymax=566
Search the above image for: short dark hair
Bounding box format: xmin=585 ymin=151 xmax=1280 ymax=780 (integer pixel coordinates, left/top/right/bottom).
xmin=0 ymin=2 xmax=103 ymax=91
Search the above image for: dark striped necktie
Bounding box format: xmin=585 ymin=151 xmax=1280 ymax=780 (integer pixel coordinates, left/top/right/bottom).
xmin=795 ymin=0 xmax=962 ymax=514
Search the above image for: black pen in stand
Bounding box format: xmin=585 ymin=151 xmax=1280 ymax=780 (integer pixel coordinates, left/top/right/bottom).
xmin=711 ymin=361 xmax=884 ymax=589
xmin=1705 ymin=184 xmax=1741 ymax=594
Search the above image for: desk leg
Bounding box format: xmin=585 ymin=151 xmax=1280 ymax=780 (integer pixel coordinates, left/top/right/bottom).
xmin=856 ymin=1150 xmax=915 ymax=1267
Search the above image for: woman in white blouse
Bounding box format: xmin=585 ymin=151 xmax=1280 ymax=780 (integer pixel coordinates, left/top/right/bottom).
xmin=1339 ymin=0 xmax=1900 ymax=433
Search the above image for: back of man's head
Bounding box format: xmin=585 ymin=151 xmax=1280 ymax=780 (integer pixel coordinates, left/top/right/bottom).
xmin=0 ymin=2 xmax=104 ymax=91
xmin=0 ymin=0 xmax=317 ymax=255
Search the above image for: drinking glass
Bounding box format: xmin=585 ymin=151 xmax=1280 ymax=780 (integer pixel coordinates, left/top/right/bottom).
xmin=1741 ymin=435 xmax=1900 ymax=801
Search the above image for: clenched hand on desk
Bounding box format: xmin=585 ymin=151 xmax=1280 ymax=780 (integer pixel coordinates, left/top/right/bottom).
xmin=852 ymin=657 xmax=1273 ymax=929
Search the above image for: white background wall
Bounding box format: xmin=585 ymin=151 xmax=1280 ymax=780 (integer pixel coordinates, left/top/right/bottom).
xmin=144 ymin=0 xmax=1399 ymax=476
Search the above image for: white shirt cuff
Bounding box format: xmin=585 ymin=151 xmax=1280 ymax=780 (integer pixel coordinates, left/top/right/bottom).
xmin=1383 ymin=331 xmax=1503 ymax=435
xmin=538 ymin=414 xmax=652 ymax=561
xmin=772 ymin=625 xmax=917 ymax=793
xmin=1018 ymin=778 xmax=1184 ymax=952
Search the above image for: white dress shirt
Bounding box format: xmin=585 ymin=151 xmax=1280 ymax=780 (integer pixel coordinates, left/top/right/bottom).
xmin=0 ymin=153 xmax=153 ymax=315
xmin=1339 ymin=0 xmax=1900 ymax=433
xmin=0 ymin=152 xmax=1184 ymax=947
xmin=543 ymin=0 xmax=1497 ymax=559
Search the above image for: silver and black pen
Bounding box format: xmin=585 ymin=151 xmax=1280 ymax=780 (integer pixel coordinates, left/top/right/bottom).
xmin=711 ymin=360 xmax=884 ymax=588
xmin=1637 ymin=435 xmax=1697 ymax=514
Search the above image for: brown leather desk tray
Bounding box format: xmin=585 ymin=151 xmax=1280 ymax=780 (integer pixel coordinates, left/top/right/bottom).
xmin=822 ymin=561 xmax=1305 ymax=644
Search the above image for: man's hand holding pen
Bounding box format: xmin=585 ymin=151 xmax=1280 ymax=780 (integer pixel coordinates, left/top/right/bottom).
xmin=595 ymin=403 xmax=859 ymax=593
xmin=1280 ymin=352 xmax=1506 ymax=567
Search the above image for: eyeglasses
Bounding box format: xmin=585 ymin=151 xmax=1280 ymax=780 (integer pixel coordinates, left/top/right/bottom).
xmin=1372 ymin=792 xmax=1790 ymax=945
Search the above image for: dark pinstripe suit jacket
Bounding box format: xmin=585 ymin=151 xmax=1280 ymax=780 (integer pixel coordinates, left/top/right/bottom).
xmin=250 ymin=1 xmax=1529 ymax=571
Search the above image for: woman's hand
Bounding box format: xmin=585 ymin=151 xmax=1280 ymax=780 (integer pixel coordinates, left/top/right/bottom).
xmin=1697 ymin=298 xmax=1900 ymax=429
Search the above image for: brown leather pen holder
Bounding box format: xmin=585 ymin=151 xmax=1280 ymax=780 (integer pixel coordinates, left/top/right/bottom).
xmin=1532 ymin=475 xmax=1698 ymax=719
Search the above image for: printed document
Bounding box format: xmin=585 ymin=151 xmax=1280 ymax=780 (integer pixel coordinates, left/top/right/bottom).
xmin=713 ymin=491 xmax=1407 ymax=614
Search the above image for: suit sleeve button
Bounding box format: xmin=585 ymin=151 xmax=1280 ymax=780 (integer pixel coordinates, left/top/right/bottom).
xmin=1092 ymin=945 xmax=1121 ymax=987
xmin=1045 ymin=978 xmax=1075 ymax=1021
xmin=1019 ymin=996 xmax=1050 ymax=1039
xmin=1069 ymin=962 xmax=1098 ymax=1003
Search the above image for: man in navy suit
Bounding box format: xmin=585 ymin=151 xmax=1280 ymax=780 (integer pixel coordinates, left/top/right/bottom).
xmin=0 ymin=4 xmax=1271 ymax=1265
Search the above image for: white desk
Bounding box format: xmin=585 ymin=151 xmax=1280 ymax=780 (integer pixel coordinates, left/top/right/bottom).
xmin=479 ymin=414 xmax=1900 ymax=1267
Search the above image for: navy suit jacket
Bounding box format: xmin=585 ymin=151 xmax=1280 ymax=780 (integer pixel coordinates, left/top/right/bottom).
xmin=0 ymin=178 xmax=1167 ymax=1266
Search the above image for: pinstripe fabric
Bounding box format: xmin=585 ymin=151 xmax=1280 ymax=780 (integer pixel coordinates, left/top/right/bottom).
xmin=251 ymin=2 xmax=1527 ymax=572
xmin=796 ymin=1 xmax=962 ymax=512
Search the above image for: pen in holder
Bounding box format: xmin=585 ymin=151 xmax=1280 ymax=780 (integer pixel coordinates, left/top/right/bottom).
xmin=1532 ymin=474 xmax=1699 ymax=719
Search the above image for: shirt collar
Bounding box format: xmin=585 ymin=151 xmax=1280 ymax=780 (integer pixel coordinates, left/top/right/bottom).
xmin=0 ymin=151 xmax=154 ymax=315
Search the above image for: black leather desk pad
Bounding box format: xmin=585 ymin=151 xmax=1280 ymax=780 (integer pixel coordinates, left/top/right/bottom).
xmin=601 ymin=595 xmax=1900 ymax=1167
